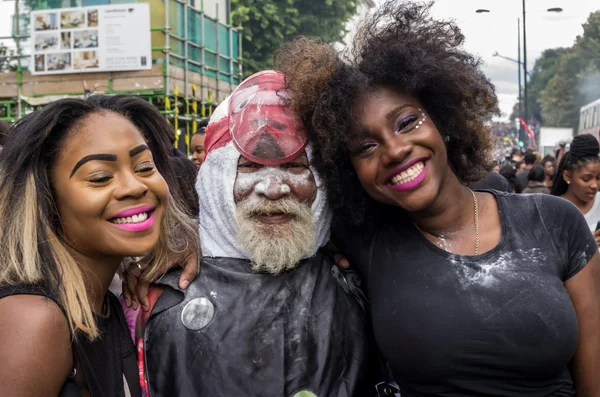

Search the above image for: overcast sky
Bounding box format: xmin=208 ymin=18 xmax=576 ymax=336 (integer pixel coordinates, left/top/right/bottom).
xmin=369 ymin=0 xmax=600 ymax=121
xmin=2 ymin=0 xmax=599 ymax=122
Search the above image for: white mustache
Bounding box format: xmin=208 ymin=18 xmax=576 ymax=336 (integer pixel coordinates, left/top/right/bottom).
xmin=237 ymin=198 xmax=309 ymax=218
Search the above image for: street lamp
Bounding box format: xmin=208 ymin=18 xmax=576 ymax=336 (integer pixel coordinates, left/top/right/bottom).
xmin=476 ymin=5 xmax=563 ymax=147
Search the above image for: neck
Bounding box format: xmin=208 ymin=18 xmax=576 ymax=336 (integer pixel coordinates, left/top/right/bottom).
xmin=545 ymin=175 xmax=553 ymax=186
xmin=410 ymin=172 xmax=474 ymax=237
xmin=525 ymin=164 xmax=533 ymax=170
xmin=562 ymin=191 xmax=595 ymax=214
xmin=68 ymin=248 xmax=122 ymax=313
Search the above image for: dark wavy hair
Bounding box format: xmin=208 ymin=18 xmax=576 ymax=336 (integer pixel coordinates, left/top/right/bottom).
xmin=528 ymin=165 xmax=545 ymax=182
xmin=275 ymin=1 xmax=500 ymax=230
xmin=170 ymin=156 xmax=200 ymax=218
xmin=551 ymin=134 xmax=600 ymax=196
xmin=0 ymin=95 xmax=199 ymax=339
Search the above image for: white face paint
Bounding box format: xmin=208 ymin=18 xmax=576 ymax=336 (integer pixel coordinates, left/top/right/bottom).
xmin=239 ymin=168 xmax=301 ymax=198
xmin=233 ymin=154 xmax=316 ymax=204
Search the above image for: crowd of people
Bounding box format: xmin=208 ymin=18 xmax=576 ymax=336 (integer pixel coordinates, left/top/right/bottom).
xmin=1 ymin=1 xmax=600 ymax=397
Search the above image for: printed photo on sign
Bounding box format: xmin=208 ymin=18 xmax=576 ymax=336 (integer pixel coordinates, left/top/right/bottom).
xmin=74 ymin=30 xmax=98 ymax=49
xmin=74 ymin=51 xmax=99 ymax=70
xmin=88 ymin=9 xmax=98 ymax=27
xmin=34 ymin=55 xmax=45 ymax=72
xmin=34 ymin=13 xmax=57 ymax=31
xmin=35 ymin=33 xmax=59 ymax=51
xmin=61 ymin=10 xmax=85 ymax=29
xmin=30 ymin=3 xmax=152 ymax=75
xmin=47 ymin=53 xmax=71 ymax=71
xmin=61 ymin=32 xmax=72 ymax=50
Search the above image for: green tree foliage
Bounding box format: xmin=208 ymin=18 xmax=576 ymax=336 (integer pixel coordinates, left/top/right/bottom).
xmin=539 ymin=51 xmax=582 ymax=127
xmin=232 ymin=0 xmax=359 ymax=76
xmin=526 ymin=11 xmax=600 ymax=128
xmin=525 ymin=48 xmax=569 ymax=122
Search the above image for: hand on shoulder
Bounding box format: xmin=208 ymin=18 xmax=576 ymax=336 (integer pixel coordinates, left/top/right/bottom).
xmin=0 ymin=294 xmax=72 ymax=397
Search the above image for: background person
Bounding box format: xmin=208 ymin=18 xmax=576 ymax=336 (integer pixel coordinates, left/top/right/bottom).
xmin=551 ymin=134 xmax=600 ymax=241
xmin=190 ymin=129 xmax=205 ymax=169
xmin=509 ymin=148 xmax=523 ymax=166
xmin=467 ymin=170 xmax=512 ymax=192
xmin=276 ymin=1 xmax=600 ymax=395
xmin=0 ymin=95 xmax=198 ymax=397
xmin=522 ymin=164 xmax=550 ymax=194
xmin=515 ymin=152 xmax=537 ymax=193
xmin=542 ymin=155 xmax=556 ymax=188
xmin=556 ymin=140 xmax=568 ymax=164
xmin=499 ymin=163 xmax=518 ymax=192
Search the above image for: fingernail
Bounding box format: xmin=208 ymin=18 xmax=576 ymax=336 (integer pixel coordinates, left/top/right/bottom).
xmin=142 ymin=305 xmax=149 ymax=312
xmin=180 ymin=280 xmax=190 ymax=289
xmin=133 ymin=301 xmax=138 ymax=310
xmin=125 ymin=298 xmax=131 ymax=307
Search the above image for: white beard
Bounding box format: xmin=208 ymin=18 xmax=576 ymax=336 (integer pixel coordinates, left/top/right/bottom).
xmin=235 ymin=198 xmax=316 ymax=275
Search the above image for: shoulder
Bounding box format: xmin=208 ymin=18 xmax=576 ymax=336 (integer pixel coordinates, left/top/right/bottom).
xmin=534 ymin=193 xmax=582 ymax=217
xmin=493 ymin=191 xmax=585 ymax=227
xmin=0 ymin=294 xmax=72 ymax=394
xmin=497 ymin=190 xmax=574 ymax=212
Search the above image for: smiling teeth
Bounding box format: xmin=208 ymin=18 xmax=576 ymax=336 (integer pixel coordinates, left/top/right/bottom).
xmin=111 ymin=212 xmax=149 ymax=224
xmin=390 ymin=162 xmax=425 ymax=185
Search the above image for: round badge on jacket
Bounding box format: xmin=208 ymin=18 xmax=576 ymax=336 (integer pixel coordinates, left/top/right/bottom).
xmin=181 ymin=297 xmax=215 ymax=330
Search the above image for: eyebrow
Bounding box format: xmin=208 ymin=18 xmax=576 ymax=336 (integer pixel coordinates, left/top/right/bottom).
xmin=70 ymin=154 xmax=117 ymax=178
xmin=385 ymin=104 xmax=413 ymax=121
xmin=69 ymin=145 xmax=150 ymax=178
xmin=129 ymin=144 xmax=149 ymax=157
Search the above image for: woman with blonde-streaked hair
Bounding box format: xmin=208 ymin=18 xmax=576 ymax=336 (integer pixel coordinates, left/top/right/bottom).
xmin=0 ymin=95 xmax=198 ymax=397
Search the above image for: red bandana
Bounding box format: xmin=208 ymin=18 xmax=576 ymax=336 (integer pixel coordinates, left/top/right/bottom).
xmin=204 ymin=70 xmax=308 ymax=165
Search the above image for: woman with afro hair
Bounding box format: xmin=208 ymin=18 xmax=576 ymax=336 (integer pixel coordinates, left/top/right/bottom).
xmin=276 ymin=1 xmax=600 ymax=396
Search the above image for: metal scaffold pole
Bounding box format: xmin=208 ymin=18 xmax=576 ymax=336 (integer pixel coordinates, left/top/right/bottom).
xmin=15 ymin=0 xmax=22 ymax=118
xmin=165 ymin=0 xmax=171 ymax=107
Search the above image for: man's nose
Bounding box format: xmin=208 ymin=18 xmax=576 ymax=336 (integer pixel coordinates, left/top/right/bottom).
xmin=256 ymin=176 xmax=291 ymax=200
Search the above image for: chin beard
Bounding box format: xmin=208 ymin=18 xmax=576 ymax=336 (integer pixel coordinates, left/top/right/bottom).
xmin=235 ymin=198 xmax=316 ymax=275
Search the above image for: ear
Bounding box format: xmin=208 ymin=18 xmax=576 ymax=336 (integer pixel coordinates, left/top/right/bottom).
xmin=562 ymin=169 xmax=571 ymax=184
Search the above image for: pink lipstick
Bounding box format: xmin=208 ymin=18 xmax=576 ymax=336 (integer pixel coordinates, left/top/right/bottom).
xmin=111 ymin=205 xmax=155 ymax=219
xmin=109 ymin=205 xmax=156 ymax=232
xmin=387 ymin=162 xmax=428 ymax=192
xmin=385 ymin=157 xmax=429 ymax=184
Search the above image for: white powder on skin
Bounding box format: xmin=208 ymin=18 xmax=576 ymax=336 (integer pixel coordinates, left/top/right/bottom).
xmin=234 ymin=166 xmax=313 ymax=198
xmin=436 ymin=235 xmax=452 ymax=252
xmin=452 ymin=248 xmax=546 ymax=289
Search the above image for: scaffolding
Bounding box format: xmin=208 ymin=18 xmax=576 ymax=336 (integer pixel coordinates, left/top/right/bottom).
xmin=0 ymin=0 xmax=242 ymax=154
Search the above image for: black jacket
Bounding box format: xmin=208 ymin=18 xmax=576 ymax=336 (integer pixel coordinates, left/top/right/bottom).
xmin=144 ymin=251 xmax=375 ymax=397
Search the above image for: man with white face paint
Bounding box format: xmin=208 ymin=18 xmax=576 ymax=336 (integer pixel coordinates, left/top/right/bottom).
xmin=137 ymin=71 xmax=375 ymax=397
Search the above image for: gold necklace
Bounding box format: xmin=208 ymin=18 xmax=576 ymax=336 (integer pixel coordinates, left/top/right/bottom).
xmin=415 ymin=188 xmax=480 ymax=255
xmin=469 ymin=188 xmax=480 ymax=255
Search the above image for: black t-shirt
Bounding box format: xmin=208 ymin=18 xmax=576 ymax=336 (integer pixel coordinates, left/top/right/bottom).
xmin=337 ymin=191 xmax=597 ymax=397
xmin=75 ymin=292 xmax=141 ymax=397
xmin=0 ymin=285 xmax=140 ymax=397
